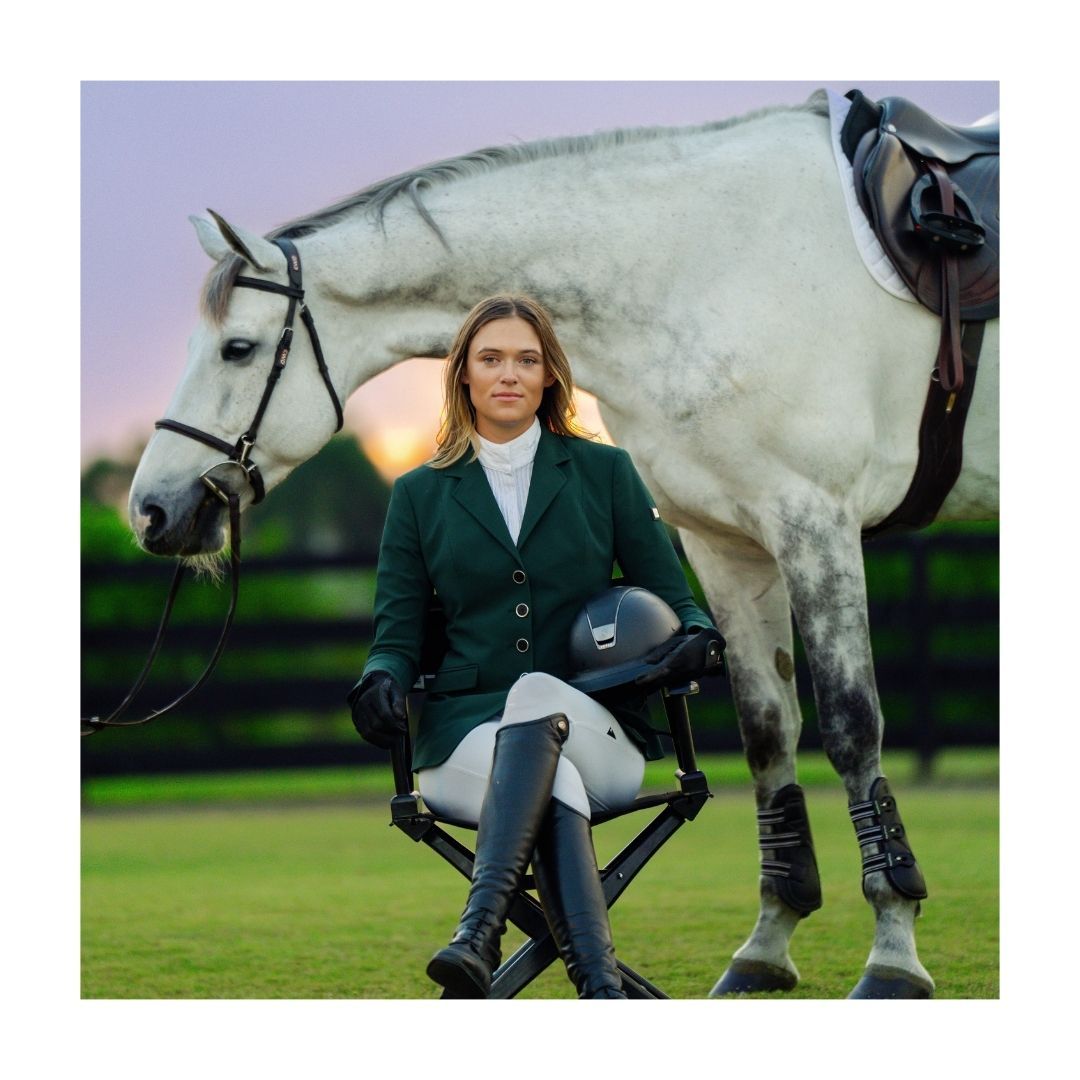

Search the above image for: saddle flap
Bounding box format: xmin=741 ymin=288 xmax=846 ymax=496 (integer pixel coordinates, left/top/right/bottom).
xmin=864 ymin=132 xmax=999 ymax=320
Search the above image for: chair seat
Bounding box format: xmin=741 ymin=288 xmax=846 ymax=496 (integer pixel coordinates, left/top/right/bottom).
xmin=413 ymin=784 xmax=706 ymax=832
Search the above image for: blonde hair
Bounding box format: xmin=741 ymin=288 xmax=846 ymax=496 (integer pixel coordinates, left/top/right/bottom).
xmin=429 ymin=295 xmax=594 ymax=468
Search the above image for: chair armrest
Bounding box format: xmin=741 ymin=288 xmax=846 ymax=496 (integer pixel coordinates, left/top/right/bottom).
xmin=659 ymin=682 xmax=699 ymax=775
xmin=390 ymin=728 xmax=415 ymax=797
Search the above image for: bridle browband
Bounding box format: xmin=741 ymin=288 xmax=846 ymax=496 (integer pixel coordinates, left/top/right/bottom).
xmin=82 ymin=237 xmax=341 ymax=735
xmin=155 ymin=236 xmax=344 ymax=505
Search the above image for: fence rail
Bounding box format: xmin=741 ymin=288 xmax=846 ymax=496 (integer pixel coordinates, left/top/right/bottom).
xmin=81 ymin=532 xmax=998 ymax=776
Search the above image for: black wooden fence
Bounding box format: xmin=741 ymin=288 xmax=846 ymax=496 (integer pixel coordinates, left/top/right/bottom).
xmin=81 ymin=532 xmax=997 ymax=776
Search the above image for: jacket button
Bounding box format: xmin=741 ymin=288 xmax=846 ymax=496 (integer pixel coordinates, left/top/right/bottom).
xmin=513 ymin=570 xmax=527 ymax=584
xmin=515 ymin=638 xmax=529 ymax=653
xmin=515 ymin=603 xmax=529 ymax=617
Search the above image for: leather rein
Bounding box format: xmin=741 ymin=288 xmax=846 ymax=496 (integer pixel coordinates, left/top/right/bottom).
xmin=81 ymin=237 xmax=343 ymax=735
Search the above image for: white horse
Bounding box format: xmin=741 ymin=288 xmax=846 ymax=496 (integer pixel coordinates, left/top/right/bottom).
xmin=128 ymin=89 xmax=999 ymax=999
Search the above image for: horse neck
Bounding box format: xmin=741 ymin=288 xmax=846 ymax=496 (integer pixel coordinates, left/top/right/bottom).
xmin=298 ymin=107 xmax=831 ymax=404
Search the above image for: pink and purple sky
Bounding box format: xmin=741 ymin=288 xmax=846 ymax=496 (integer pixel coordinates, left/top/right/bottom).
xmin=55 ymin=57 xmax=1064 ymax=1062
xmin=81 ymin=81 xmax=998 ymax=472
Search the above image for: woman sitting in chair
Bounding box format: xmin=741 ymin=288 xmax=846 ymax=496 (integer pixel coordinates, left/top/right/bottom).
xmin=349 ymin=295 xmax=722 ymax=999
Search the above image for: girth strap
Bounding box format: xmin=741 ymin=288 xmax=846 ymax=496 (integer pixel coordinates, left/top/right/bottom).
xmin=862 ymin=320 xmax=985 ymax=538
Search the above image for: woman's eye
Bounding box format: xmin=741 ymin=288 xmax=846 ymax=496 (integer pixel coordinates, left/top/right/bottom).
xmin=222 ymin=339 xmax=256 ymax=362
xmin=519 ymin=357 xmax=538 ymax=366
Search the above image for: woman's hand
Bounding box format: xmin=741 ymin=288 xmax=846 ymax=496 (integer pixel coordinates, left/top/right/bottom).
xmin=347 ymin=671 xmax=408 ymax=748
xmin=633 ymin=627 xmax=725 ymax=690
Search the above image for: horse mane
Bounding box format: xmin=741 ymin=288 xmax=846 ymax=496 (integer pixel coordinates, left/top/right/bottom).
xmin=202 ymin=91 xmax=829 ymax=320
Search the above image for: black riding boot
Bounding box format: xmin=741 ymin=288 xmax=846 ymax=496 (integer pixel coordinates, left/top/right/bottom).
xmin=532 ymin=798 xmax=627 ymax=999
xmin=426 ymin=713 xmax=569 ymax=998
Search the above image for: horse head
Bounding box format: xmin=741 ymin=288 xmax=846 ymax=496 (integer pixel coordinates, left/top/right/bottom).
xmin=129 ymin=212 xmax=343 ymax=556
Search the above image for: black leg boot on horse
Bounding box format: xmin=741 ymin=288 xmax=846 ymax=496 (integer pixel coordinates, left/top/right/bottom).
xmin=847 ymin=777 xmax=931 ymax=999
xmin=426 ymin=713 xmax=569 ymax=998
xmin=532 ymin=799 xmax=627 ymax=999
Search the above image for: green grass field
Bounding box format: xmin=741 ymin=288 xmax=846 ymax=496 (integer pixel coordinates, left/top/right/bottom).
xmin=81 ymin=751 xmax=998 ymax=999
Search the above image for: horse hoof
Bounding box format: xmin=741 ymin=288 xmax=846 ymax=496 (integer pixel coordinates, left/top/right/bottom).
xmin=847 ymin=965 xmax=934 ymax=999
xmin=709 ymin=959 xmax=798 ymax=996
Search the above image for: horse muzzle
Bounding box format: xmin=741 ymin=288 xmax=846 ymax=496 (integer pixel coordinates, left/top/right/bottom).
xmin=133 ymin=481 xmax=230 ymax=556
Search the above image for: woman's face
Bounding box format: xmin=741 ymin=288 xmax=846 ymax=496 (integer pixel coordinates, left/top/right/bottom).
xmin=462 ymin=316 xmax=556 ymax=442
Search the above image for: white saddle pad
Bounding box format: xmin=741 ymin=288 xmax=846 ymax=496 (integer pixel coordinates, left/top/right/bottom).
xmin=825 ymin=88 xmax=916 ymax=303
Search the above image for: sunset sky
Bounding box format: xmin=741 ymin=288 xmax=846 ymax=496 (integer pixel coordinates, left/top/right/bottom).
xmin=81 ymin=81 xmax=998 ymax=478
xmin=45 ymin=35 xmax=1062 ymax=1060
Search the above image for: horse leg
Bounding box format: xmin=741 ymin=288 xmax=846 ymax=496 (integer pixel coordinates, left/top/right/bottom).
xmin=769 ymin=501 xmax=934 ymax=999
xmin=678 ymin=530 xmax=820 ymax=996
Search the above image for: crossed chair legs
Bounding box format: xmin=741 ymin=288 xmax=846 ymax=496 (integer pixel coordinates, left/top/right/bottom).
xmin=426 ymin=713 xmax=627 ymax=999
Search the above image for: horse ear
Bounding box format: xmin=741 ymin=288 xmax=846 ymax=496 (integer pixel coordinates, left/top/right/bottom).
xmin=196 ymin=209 xmax=280 ymax=272
xmin=190 ymin=214 xmax=233 ymax=262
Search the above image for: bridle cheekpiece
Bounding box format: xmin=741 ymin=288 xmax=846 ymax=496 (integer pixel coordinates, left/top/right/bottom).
xmin=155 ymin=236 xmax=344 ymax=505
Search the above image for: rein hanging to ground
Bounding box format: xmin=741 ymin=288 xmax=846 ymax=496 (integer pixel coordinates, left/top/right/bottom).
xmin=82 ymin=237 xmax=341 ymax=736
xmin=81 ymin=494 xmax=241 ymax=735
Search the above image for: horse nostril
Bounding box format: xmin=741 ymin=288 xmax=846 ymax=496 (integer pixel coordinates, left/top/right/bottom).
xmin=142 ymin=502 xmax=167 ymax=542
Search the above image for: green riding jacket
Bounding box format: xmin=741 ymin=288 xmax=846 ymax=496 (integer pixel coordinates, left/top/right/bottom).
xmin=361 ymin=427 xmax=715 ymax=770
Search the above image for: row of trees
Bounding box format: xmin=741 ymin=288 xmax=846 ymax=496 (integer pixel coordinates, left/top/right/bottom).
xmin=82 ymin=434 xmax=391 ymax=562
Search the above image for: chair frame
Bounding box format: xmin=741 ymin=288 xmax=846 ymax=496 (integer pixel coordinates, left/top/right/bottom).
xmin=389 ymin=678 xmax=712 ymax=999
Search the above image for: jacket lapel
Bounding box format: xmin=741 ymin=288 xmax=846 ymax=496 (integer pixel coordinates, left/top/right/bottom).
xmin=446 ymin=452 xmax=519 ymax=558
xmin=517 ymin=427 xmax=571 ymax=550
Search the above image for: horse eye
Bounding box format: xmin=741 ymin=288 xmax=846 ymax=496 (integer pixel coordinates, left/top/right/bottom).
xmin=221 ymin=339 xmax=255 ymax=362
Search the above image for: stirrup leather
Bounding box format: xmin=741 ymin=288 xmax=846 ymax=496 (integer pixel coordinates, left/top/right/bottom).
xmin=757 ymin=784 xmax=822 ymax=915
xmin=848 ymin=777 xmax=928 ymax=901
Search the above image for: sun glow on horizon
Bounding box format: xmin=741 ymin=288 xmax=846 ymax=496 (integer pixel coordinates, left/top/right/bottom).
xmin=360 ymin=426 xmax=437 ymax=482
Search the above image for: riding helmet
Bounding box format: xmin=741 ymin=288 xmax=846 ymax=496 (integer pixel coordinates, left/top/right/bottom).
xmin=567 ymin=585 xmax=681 ymax=694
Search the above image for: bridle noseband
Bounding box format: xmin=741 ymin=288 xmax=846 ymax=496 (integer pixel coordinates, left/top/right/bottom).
xmin=155 ymin=236 xmax=344 ymax=505
xmin=82 ymin=236 xmax=343 ymax=735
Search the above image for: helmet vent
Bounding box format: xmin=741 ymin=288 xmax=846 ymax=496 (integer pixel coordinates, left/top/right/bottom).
xmin=568 ymin=585 xmax=680 ymax=695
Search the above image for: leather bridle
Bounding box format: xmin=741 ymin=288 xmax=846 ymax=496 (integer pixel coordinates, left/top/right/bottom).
xmin=82 ymin=237 xmax=341 ymax=734
xmin=156 ymin=236 xmax=344 ymax=505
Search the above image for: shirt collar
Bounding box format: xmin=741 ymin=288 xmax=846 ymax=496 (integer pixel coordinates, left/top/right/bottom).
xmin=476 ymin=416 xmax=542 ymax=474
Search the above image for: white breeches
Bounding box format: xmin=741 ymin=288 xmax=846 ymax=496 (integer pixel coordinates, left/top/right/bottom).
xmin=418 ymin=672 xmax=646 ymax=823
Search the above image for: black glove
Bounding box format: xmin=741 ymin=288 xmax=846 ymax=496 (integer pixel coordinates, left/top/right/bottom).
xmin=633 ymin=627 xmax=725 ymax=690
xmin=347 ymin=671 xmax=408 ymax=749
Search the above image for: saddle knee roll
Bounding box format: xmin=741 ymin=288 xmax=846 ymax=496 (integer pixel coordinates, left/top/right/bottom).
xmin=757 ymin=783 xmax=823 ymax=916
xmin=849 ymin=776 xmax=928 ymax=901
